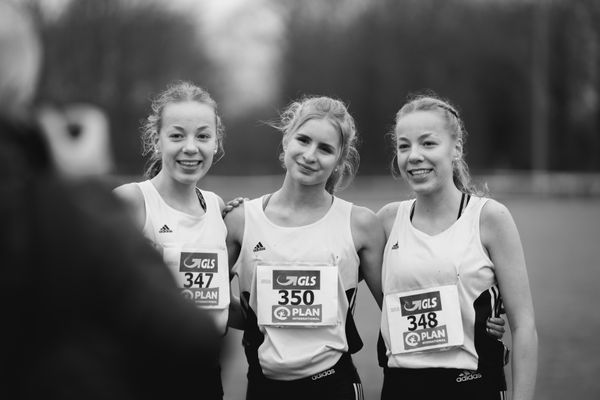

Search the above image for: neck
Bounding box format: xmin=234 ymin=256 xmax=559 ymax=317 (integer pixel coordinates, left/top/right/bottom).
xmin=152 ymin=171 xmax=199 ymax=204
xmin=414 ymin=184 xmax=462 ymax=217
xmin=275 ymin=174 xmax=331 ymax=210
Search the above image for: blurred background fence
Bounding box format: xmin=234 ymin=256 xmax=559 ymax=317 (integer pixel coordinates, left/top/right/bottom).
xmin=26 ymin=0 xmax=600 ymax=180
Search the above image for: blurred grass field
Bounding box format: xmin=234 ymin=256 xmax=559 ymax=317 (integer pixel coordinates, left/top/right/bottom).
xmin=200 ymin=175 xmax=600 ymax=400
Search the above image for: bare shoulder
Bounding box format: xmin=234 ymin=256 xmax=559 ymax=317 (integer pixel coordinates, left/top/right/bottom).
xmin=376 ymin=201 xmax=402 ymax=236
xmin=351 ymin=204 xmax=380 ymax=231
xmin=376 ymin=202 xmax=401 ymax=220
xmin=112 ymin=182 xmax=145 ymax=228
xmin=480 ymin=198 xmax=519 ymax=246
xmin=113 ymin=182 xmax=144 ymax=208
xmin=481 ymin=198 xmax=514 ymax=227
xmin=351 ymin=204 xmax=385 ymax=250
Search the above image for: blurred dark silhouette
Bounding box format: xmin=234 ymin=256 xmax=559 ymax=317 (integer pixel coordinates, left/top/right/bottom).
xmin=0 ymin=2 xmax=222 ymax=398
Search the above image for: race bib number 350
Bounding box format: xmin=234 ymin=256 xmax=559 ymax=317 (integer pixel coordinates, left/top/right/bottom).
xmin=163 ymin=248 xmax=230 ymax=309
xmin=386 ymin=285 xmax=464 ymax=354
xmin=256 ymin=265 xmax=338 ymax=327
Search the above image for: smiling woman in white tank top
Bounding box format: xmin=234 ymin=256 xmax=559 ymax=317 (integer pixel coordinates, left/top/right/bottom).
xmin=113 ymin=81 xmax=229 ymax=400
xmin=225 ymin=96 xmax=385 ymax=400
xmin=376 ymin=94 xmax=537 ymax=400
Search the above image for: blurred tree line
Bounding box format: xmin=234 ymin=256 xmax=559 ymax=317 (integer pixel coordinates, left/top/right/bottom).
xmin=28 ymin=0 xmax=600 ymax=176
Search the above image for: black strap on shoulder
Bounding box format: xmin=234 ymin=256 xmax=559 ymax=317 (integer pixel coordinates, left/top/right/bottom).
xmin=410 ymin=193 xmax=470 ymax=222
xmin=457 ymin=192 xmax=471 ymax=219
xmin=262 ymin=193 xmax=273 ymax=211
xmin=195 ymin=187 xmax=207 ymax=212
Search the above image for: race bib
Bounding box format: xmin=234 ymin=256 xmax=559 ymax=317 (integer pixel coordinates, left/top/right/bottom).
xmin=256 ymin=264 xmax=338 ymax=327
xmin=163 ymin=247 xmax=230 ymax=309
xmin=386 ymin=285 xmax=464 ymax=354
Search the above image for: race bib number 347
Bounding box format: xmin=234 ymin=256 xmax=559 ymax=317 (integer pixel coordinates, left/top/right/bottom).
xmin=163 ymin=248 xmax=230 ymax=309
xmin=256 ymin=265 xmax=338 ymax=327
xmin=386 ymin=285 xmax=464 ymax=354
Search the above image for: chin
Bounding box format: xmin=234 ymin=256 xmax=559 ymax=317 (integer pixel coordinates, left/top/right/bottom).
xmin=175 ymin=173 xmax=202 ymax=185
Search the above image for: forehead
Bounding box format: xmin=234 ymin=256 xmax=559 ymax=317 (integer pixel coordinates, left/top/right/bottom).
xmin=296 ymin=118 xmax=341 ymax=146
xmin=395 ymin=110 xmax=447 ymax=138
xmin=161 ymin=101 xmax=216 ymax=127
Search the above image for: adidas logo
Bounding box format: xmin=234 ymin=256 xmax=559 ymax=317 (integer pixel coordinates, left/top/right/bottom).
xmin=158 ymin=224 xmax=173 ymax=233
xmin=456 ymin=370 xmax=482 ymax=383
xmin=253 ymin=242 xmax=266 ymax=252
xmin=391 ymin=242 xmax=399 ymax=250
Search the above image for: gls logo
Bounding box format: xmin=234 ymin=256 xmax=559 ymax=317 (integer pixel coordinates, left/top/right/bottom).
xmin=179 ymin=252 xmax=218 ymax=272
xmin=400 ymin=291 xmax=442 ymax=316
xmin=272 ymin=270 xmax=320 ymax=290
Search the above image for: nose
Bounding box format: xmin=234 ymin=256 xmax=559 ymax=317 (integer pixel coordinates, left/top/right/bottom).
xmin=302 ymin=144 xmax=317 ymax=163
xmin=407 ymin=146 xmax=423 ymax=163
xmin=183 ymin=136 xmax=199 ymax=154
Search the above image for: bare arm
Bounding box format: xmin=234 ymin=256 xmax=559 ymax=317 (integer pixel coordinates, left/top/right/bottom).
xmin=112 ymin=183 xmax=145 ymax=230
xmin=482 ymin=200 xmax=538 ymax=400
xmin=224 ymin=204 xmax=245 ymax=330
xmin=351 ymin=205 xmax=385 ymax=309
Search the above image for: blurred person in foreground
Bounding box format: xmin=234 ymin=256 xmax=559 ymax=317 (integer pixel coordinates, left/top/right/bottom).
xmin=0 ymin=2 xmax=222 ymax=399
xmin=377 ymin=94 xmax=537 ymax=400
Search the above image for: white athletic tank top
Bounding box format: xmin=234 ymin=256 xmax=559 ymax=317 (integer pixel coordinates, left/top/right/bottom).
xmin=232 ymin=195 xmax=361 ymax=380
xmin=137 ymin=180 xmax=229 ymax=333
xmin=381 ymin=196 xmax=506 ymax=370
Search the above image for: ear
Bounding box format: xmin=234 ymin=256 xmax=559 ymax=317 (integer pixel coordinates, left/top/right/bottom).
xmin=453 ymin=138 xmax=463 ymax=160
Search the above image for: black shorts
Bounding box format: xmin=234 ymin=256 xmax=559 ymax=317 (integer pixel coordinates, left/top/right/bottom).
xmin=381 ymin=366 xmax=506 ymax=400
xmin=246 ymin=353 xmax=363 ymax=400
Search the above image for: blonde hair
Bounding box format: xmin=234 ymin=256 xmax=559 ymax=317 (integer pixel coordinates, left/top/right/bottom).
xmin=141 ymin=81 xmax=224 ymax=178
xmin=272 ymin=96 xmax=359 ymax=194
xmin=393 ymin=93 xmax=487 ymax=196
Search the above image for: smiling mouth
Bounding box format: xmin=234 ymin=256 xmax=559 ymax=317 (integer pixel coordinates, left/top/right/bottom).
xmin=408 ymin=168 xmax=432 ymax=176
xmin=177 ymin=160 xmax=202 ymax=167
xmin=297 ymin=162 xmax=317 ymax=172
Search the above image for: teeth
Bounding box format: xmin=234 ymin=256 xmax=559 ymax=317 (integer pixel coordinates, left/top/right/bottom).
xmin=179 ymin=161 xmax=200 ymax=166
xmin=410 ymin=169 xmax=430 ymax=176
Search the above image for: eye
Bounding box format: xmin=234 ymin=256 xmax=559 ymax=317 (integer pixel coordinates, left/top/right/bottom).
xmin=397 ymin=143 xmax=410 ymax=151
xmin=296 ymin=135 xmax=309 ymax=144
xmin=319 ymin=145 xmax=335 ymax=154
xmin=197 ymin=132 xmax=211 ymax=140
xmin=423 ymin=140 xmax=437 ymax=147
xmin=168 ymin=132 xmax=183 ymax=140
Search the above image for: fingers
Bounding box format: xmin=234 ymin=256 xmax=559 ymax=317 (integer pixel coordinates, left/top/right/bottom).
xmin=485 ymin=317 xmax=506 ymax=339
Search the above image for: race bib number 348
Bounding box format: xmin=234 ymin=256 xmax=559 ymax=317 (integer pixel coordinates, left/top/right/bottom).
xmin=386 ymin=285 xmax=464 ymax=354
xmin=256 ymin=265 xmax=338 ymax=327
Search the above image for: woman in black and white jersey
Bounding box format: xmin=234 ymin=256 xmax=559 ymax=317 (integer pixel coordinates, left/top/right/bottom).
xmin=377 ymin=94 xmax=537 ymax=400
xmin=225 ymin=96 xmax=385 ymax=400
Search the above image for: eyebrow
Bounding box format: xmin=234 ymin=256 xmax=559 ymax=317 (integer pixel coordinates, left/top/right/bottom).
xmin=170 ymin=124 xmax=211 ymax=132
